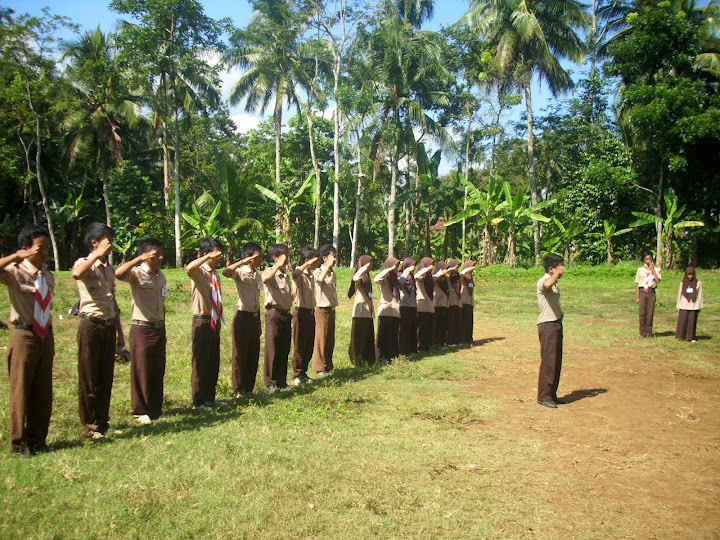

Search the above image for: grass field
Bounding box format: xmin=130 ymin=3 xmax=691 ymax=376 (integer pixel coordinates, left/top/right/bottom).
xmin=1 ymin=263 xmax=718 ymax=539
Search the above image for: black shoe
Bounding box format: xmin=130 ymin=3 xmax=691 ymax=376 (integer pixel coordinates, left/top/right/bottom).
xmin=30 ymin=444 xmax=51 ymax=455
xmin=14 ymin=450 xmax=30 ymax=460
xmin=554 ymin=398 xmax=565 ymax=405
xmin=537 ymin=400 xmax=558 ymax=409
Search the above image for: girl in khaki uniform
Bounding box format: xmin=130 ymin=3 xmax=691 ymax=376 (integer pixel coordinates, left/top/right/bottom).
xmin=348 ymin=255 xmax=375 ymax=365
xmin=374 ymin=257 xmax=401 ymax=363
xmin=415 ymin=257 xmax=435 ymax=352
xmin=676 ymin=267 xmax=703 ymax=342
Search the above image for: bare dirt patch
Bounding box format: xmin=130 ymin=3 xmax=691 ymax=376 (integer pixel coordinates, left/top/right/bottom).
xmin=461 ymin=325 xmax=720 ymax=539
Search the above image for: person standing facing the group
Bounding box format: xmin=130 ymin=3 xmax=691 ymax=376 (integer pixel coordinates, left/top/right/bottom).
xmin=313 ymin=244 xmax=338 ymax=377
xmin=0 ymin=225 xmax=54 ymax=457
xmin=185 ymin=237 xmax=226 ymax=411
xmin=415 ymin=257 xmax=435 ymax=352
xmin=537 ymin=253 xmax=565 ymax=409
xmin=459 ymin=260 xmax=476 ymax=345
xmin=635 ymin=251 xmax=661 ymax=338
xmin=224 ymin=242 xmax=264 ymax=396
xmin=263 ymin=244 xmax=293 ymax=394
xmin=72 ymin=222 xmax=122 ymax=439
xmin=676 ymin=267 xmax=703 ymax=342
xmin=115 ymin=239 xmax=167 ymax=425
xmin=292 ymin=246 xmax=319 ymax=385
xmin=348 ymin=255 xmax=375 ymax=365
xmin=375 ymin=257 xmax=401 ymax=363
xmin=398 ymin=257 xmax=418 ymax=356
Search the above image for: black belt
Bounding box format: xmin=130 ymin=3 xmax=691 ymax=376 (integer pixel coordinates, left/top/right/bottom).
xmin=267 ymin=306 xmax=290 ymax=315
xmin=13 ymin=324 xmax=34 ymax=331
xmin=194 ymin=315 xmax=211 ymax=320
xmin=132 ymin=320 xmax=165 ymax=329
xmin=317 ymin=306 xmax=335 ymax=311
xmin=638 ymin=287 xmax=656 ymax=292
xmin=296 ymin=307 xmax=314 ymax=314
xmin=80 ymin=314 xmax=115 ymax=327
xmin=238 ymin=310 xmax=260 ymax=318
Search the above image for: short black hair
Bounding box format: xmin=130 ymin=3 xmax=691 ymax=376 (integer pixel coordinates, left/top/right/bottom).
xmin=18 ymin=224 xmax=49 ymax=249
xmin=299 ymin=246 xmax=319 ymax=263
xmin=268 ymin=243 xmax=289 ymax=260
xmin=543 ymin=253 xmax=564 ymax=273
xmin=84 ymin=222 xmax=114 ymax=251
xmin=641 ymin=250 xmax=653 ymax=260
xmin=198 ymin=236 xmax=223 ymax=256
xmin=319 ymin=244 xmax=336 ymax=258
xmin=138 ymin=238 xmax=162 ymax=255
xmin=241 ymin=241 xmax=262 ymax=259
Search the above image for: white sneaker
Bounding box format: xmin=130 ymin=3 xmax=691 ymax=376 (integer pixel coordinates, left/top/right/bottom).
xmin=316 ymin=371 xmax=330 ymax=378
xmin=87 ymin=431 xmax=104 ymax=440
xmin=267 ymin=385 xmax=279 ymax=394
xmin=135 ymin=414 xmax=152 ymax=425
xmin=291 ymin=377 xmax=304 ymax=386
xmin=192 ymin=404 xmax=212 ymax=412
xmin=213 ymin=401 xmax=228 ymax=407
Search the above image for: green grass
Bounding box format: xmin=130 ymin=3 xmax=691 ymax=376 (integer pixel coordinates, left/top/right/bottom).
xmin=0 ymin=264 xmax=717 ymax=538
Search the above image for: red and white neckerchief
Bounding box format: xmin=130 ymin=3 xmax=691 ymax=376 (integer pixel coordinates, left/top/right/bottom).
xmin=643 ymin=266 xmax=655 ymax=292
xmin=22 ymin=260 xmax=52 ymax=340
xmin=210 ymin=270 xmax=225 ymax=332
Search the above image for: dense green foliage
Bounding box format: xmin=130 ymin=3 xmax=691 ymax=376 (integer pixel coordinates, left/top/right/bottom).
xmin=0 ymin=0 xmax=718 ymax=268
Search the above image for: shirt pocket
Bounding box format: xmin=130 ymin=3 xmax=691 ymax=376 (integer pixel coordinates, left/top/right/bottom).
xmin=138 ymin=277 xmax=155 ymax=291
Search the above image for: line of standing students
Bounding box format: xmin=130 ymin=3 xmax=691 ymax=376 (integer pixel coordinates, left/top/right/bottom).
xmin=348 ymin=255 xmax=477 ymax=366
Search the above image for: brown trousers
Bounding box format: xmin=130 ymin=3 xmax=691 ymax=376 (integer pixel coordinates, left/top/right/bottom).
xmin=638 ymin=288 xmax=656 ymax=337
xmin=231 ymin=311 xmax=261 ymax=394
xmin=676 ymin=309 xmax=699 ymax=341
xmin=399 ymin=306 xmax=418 ymax=355
xmin=537 ymin=320 xmax=563 ymax=402
xmin=313 ymin=307 xmax=335 ymax=373
xmin=447 ymin=305 xmax=463 ymax=344
xmin=77 ymin=318 xmax=116 ymax=433
xmin=191 ymin=319 xmax=220 ymax=406
xmin=417 ymin=311 xmax=433 ymax=351
xmin=264 ymin=308 xmax=291 ymax=387
xmin=129 ymin=324 xmax=166 ymax=418
xmin=349 ymin=317 xmax=375 ymax=366
xmin=292 ymin=308 xmax=315 ymax=378
xmin=376 ymin=315 xmax=400 ymax=362
xmin=433 ymin=307 xmax=448 ymax=346
xmin=7 ymin=327 xmax=54 ymax=452
xmin=462 ymin=304 xmax=474 ymax=344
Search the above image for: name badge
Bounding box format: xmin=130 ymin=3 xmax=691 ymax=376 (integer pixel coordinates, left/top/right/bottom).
xmin=468 ymin=283 xmax=474 ymax=289
xmin=161 ymin=288 xmax=168 ymax=297
xmin=257 ymin=282 xmax=263 ymax=290
xmin=686 ymin=287 xmax=694 ymax=294
xmin=368 ymin=292 xmax=373 ymax=299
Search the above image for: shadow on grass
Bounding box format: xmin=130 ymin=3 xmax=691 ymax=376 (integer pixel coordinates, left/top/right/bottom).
xmin=654 ymin=331 xmax=676 ymax=337
xmin=559 ymin=388 xmax=608 ymax=404
xmin=474 ymin=336 xmax=506 ymax=346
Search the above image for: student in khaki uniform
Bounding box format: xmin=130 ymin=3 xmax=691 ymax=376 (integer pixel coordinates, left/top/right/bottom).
xmin=223 ymin=242 xmax=263 ymax=396
xmin=432 ymin=261 xmax=450 ymax=346
xmin=0 ymin=225 xmax=54 ymax=458
xmin=446 ymin=258 xmax=463 ymax=345
xmin=414 ymin=257 xmax=435 ymax=352
xmin=348 ymin=255 xmax=375 ymax=365
xmin=185 ymin=237 xmax=226 ymax=411
xmin=292 ymin=246 xmax=319 ymax=385
xmin=262 ymin=244 xmax=292 ymax=394
xmin=313 ymin=244 xmax=338 ymax=377
xmin=675 ymin=266 xmax=703 ymax=342
xmin=115 ymin=239 xmax=167 ymax=425
xmin=459 ymin=260 xmax=476 ymax=345
xmin=72 ymin=222 xmax=122 ymax=439
xmin=635 ymin=251 xmax=661 ymax=338
xmin=398 ymin=257 xmax=418 ymax=356
xmin=374 ymin=257 xmax=401 ymax=363
xmin=537 ymin=253 xmax=565 ymax=409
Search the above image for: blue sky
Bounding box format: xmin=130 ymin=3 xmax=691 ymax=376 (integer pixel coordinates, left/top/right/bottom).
xmin=4 ymin=0 xmax=580 ymax=145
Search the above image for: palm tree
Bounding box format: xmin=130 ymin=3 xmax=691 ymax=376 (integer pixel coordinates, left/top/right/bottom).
xmin=224 ymin=0 xmax=305 ymax=243
xmin=61 ymin=27 xmax=141 ymax=230
xmin=461 ymin=0 xmax=588 ymax=263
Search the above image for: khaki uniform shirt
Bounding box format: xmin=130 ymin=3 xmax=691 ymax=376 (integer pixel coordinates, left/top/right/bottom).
xmin=118 ymin=263 xmax=166 ymax=322
xmin=187 ymin=262 xmax=219 ymax=316
xmin=635 ymin=266 xmax=662 ymax=288
xmin=433 ymin=276 xmax=449 ymax=309
xmin=460 ymin=277 xmax=474 ymax=306
xmin=537 ymin=274 xmax=563 ymax=324
xmin=676 ymin=281 xmax=703 ymax=311
xmin=416 ymin=278 xmax=434 ymax=314
xmin=263 ymin=267 xmax=293 ymax=311
xmin=74 ymin=257 xmax=116 ymax=319
xmin=313 ymin=268 xmax=338 ymax=308
xmin=0 ymin=260 xmax=55 ymax=326
xmin=351 ymin=278 xmax=374 ymax=319
xmin=231 ymin=265 xmax=262 ymax=312
xmin=293 ymin=270 xmax=316 ymax=309
xmin=377 ymin=278 xmax=400 ymax=318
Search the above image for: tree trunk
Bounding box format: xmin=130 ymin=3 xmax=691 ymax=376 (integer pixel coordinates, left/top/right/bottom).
xmin=655 ymin=167 xmax=664 ymax=268
xmin=274 ymin=81 xmax=287 ymax=243
xmin=462 ymin=116 xmax=471 ymax=258
xmin=607 ymin=239 xmax=614 ymax=265
xmin=350 ymin=143 xmax=363 ymax=269
xmin=173 ymin=104 xmax=182 ymax=268
xmin=524 ymin=83 xmax=541 ymax=265
xmin=306 ymin=104 xmax=322 ymax=249
xmin=388 ymin=153 xmax=397 ymax=258
xmin=161 ymin=73 xmax=170 ymax=207
xmin=332 ymin=57 xmax=341 ymax=253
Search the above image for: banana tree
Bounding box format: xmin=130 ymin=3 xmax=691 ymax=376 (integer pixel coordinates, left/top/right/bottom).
xmin=543 ymin=216 xmax=587 ymax=264
xmin=181 ymin=198 xmax=228 ymax=251
xmin=589 ymin=219 xmax=633 ymax=264
xmin=254 ymin=172 xmax=314 ymax=246
xmin=629 ymin=188 xmax=704 ymax=268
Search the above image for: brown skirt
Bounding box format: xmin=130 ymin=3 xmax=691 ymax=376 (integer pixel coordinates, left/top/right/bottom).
xmin=399 ymin=306 xmax=418 ymax=355
xmin=461 ymin=304 xmax=473 ymax=344
xmin=447 ymin=305 xmax=462 ymax=344
xmin=349 ymin=317 xmax=375 ymax=366
xmin=376 ymin=316 xmax=400 ymax=362
xmin=433 ymin=307 xmax=448 ymax=346
xmin=418 ymin=311 xmax=433 ymax=351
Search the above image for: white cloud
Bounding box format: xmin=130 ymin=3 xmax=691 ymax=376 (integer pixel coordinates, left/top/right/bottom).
xmin=231 ymin=113 xmax=261 ymax=133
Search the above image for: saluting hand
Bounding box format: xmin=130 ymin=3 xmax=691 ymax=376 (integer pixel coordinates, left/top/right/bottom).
xmin=325 ymin=253 xmax=336 ymax=268
xmin=16 ymin=245 xmax=40 ymax=260
xmin=93 ymin=238 xmax=113 ymax=259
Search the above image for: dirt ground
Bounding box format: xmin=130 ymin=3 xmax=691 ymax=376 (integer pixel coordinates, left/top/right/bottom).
xmin=464 ymin=327 xmax=720 ymax=539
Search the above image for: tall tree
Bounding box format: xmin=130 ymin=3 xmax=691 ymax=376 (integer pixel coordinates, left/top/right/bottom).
xmin=111 ymin=0 xmax=229 ymax=266
xmin=461 ymin=0 xmax=589 ymax=263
